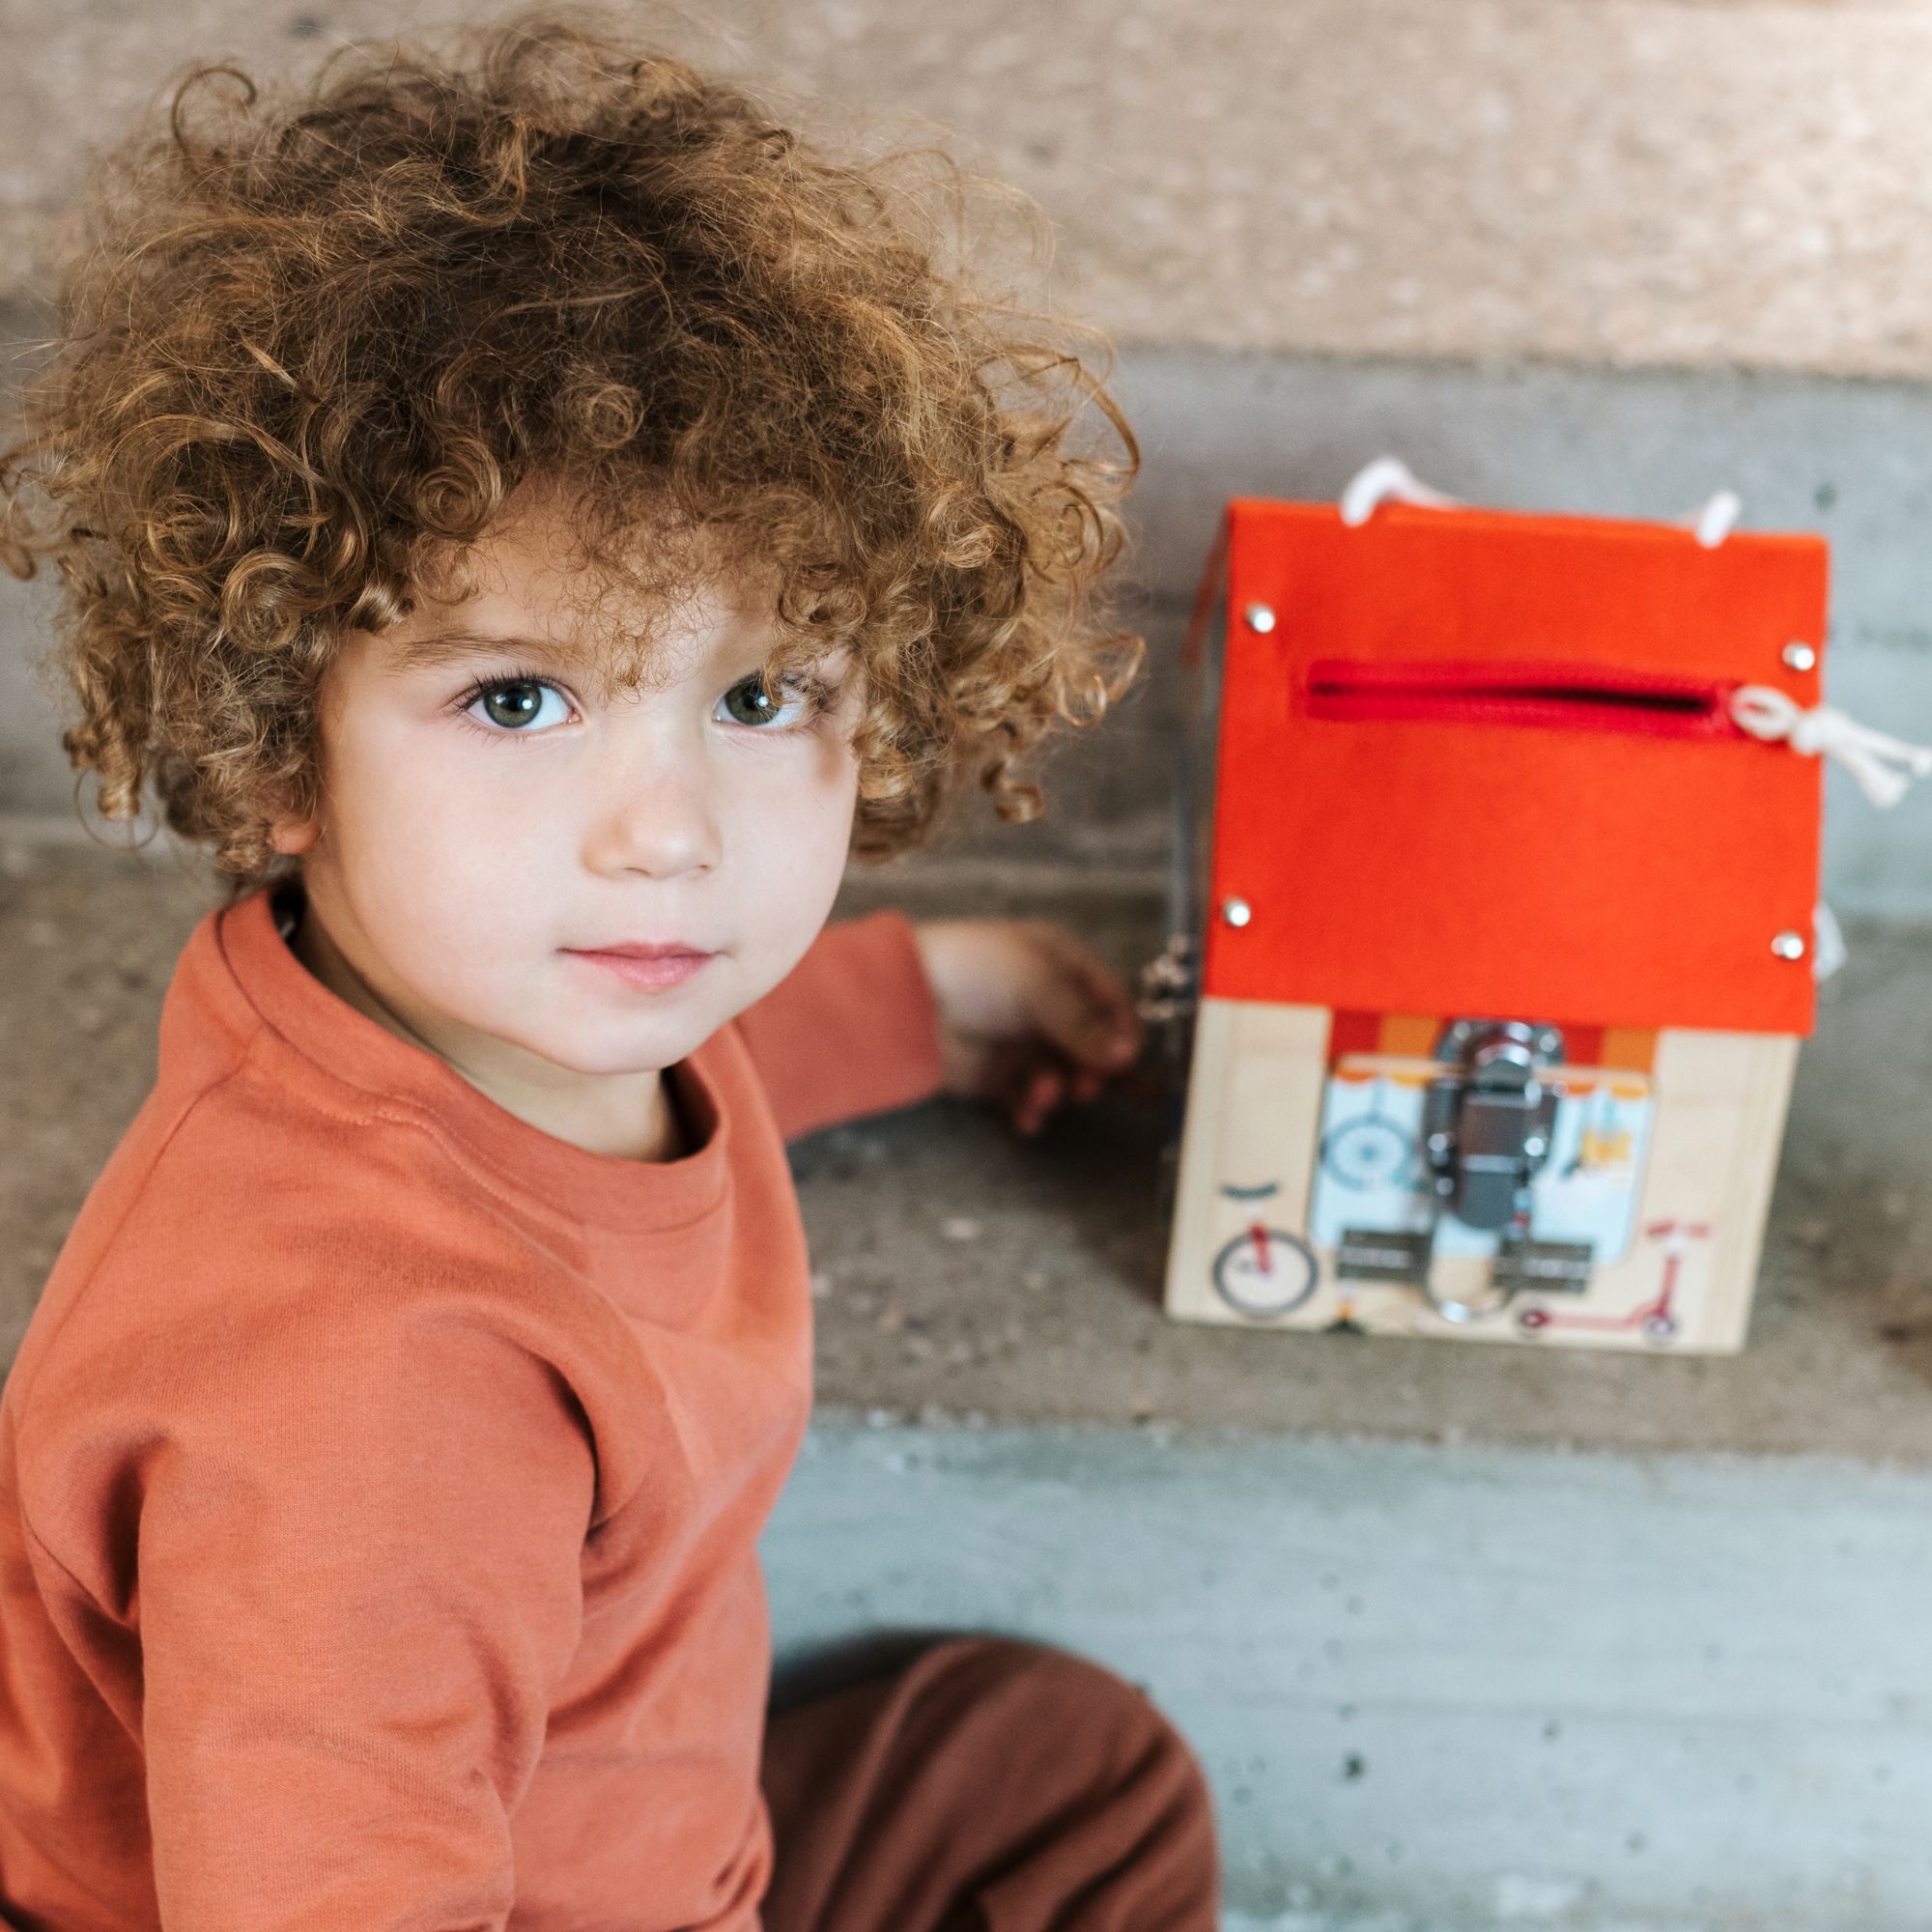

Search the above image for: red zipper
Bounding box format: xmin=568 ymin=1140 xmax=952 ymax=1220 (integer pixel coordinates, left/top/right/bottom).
xmin=1304 ymin=660 xmax=1740 ymax=740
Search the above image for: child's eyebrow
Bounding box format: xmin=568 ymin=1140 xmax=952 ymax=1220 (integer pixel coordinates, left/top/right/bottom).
xmin=387 ymin=629 xmax=601 ymax=673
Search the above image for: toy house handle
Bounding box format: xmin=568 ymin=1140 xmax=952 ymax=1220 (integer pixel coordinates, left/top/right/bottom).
xmin=1339 ymin=456 xmax=1742 ymax=548
xmin=1340 ymin=458 xmax=1462 ymax=526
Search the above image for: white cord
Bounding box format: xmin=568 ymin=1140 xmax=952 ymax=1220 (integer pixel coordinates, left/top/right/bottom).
xmin=1339 ymin=457 xmax=1462 ymax=526
xmin=1730 ymin=685 xmax=1932 ymax=810
xmin=1344 ymin=463 xmax=1743 ymax=550
xmin=1812 ymin=902 xmax=1848 ymax=983
xmin=1690 ymin=491 xmax=1741 ymax=548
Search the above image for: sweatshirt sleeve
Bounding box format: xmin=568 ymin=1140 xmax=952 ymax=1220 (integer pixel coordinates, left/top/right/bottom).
xmin=732 ymin=909 xmax=948 ymax=1143
xmin=109 ymin=1282 xmax=596 ymax=1931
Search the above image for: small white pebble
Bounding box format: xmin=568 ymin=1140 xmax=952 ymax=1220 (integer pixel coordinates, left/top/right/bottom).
xmin=865 ymin=1407 xmax=895 ymax=1430
xmin=940 ymin=1216 xmax=981 ymax=1243
xmin=808 ymin=1271 xmax=833 ymax=1299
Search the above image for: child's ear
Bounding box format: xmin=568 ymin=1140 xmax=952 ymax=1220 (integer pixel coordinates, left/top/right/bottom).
xmin=268 ymin=810 xmax=321 ymax=857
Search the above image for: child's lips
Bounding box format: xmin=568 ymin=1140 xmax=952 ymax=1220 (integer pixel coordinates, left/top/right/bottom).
xmin=561 ymin=943 xmax=717 ymax=991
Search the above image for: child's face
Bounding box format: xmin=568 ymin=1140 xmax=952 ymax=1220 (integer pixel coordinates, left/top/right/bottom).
xmin=270 ymin=484 xmax=865 ymax=1098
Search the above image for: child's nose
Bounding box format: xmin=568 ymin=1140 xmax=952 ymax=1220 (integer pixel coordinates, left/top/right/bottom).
xmin=580 ymin=749 xmax=724 ymax=880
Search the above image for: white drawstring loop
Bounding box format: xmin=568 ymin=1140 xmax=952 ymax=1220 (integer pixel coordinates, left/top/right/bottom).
xmin=1341 ymin=461 xmax=1746 ymax=548
xmin=1339 ymin=457 xmax=1462 ymax=526
xmin=1812 ymin=902 xmax=1848 ymax=983
xmin=1730 ymin=685 xmax=1932 ymax=810
xmin=1690 ymin=491 xmax=1741 ymax=548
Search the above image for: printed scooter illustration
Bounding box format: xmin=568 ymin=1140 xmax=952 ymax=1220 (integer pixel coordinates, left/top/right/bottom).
xmin=1516 ymin=1219 xmax=1712 ymax=1343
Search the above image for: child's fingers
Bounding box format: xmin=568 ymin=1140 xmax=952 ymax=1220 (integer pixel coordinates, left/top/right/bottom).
xmin=1013 ymin=1064 xmax=1064 ymax=1135
xmin=1024 ymin=928 xmax=1143 ymax=1072
xmin=1006 ymin=1052 xmax=1129 ymax=1135
xmin=1060 ymin=943 xmax=1143 ymax=1062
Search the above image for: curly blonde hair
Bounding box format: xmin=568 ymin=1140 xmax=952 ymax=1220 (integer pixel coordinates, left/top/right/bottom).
xmin=0 ymin=7 xmax=1141 ymax=899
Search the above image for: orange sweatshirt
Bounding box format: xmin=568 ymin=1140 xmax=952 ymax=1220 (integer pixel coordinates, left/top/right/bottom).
xmin=0 ymin=877 xmax=947 ymax=1930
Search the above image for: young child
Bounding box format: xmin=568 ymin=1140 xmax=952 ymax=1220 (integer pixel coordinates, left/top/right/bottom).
xmin=0 ymin=11 xmax=1219 ymax=1930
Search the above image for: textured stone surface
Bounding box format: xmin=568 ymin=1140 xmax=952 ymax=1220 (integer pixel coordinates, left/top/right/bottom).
xmin=7 ymin=1 xmax=1932 ymax=376
xmin=770 ymin=1423 xmax=1932 ymax=1931
xmin=8 ymin=835 xmax=1932 ymax=1463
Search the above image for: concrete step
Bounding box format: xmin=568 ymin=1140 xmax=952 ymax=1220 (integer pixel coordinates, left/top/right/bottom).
xmin=10 ymin=0 xmax=1932 ymax=378
xmin=771 ymin=1420 xmax=1932 ymax=1932
xmin=10 ymin=835 xmax=1932 ymax=1463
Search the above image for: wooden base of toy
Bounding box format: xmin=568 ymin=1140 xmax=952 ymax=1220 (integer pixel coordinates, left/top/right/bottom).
xmin=1164 ymin=997 xmax=1798 ymax=1353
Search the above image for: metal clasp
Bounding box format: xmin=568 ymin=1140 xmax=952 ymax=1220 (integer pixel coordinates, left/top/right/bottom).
xmin=1136 ymin=934 xmax=1199 ymax=1026
xmin=1423 ymin=1020 xmax=1564 ymax=1232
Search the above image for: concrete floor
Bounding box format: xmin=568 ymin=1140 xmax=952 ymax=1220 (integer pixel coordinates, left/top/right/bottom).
xmin=9 ymin=831 xmax=1932 ymax=1464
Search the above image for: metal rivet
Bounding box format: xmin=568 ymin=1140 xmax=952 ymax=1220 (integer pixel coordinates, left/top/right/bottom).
xmin=1771 ymin=929 xmax=1807 ymax=961
xmin=1244 ymin=603 xmax=1277 ymax=635
xmin=1781 ymin=641 xmax=1818 ymax=673
xmin=1221 ymin=896 xmax=1253 ymax=928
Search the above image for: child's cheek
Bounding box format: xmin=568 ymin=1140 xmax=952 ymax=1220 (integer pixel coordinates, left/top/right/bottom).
xmin=722 ymin=732 xmax=862 ymax=989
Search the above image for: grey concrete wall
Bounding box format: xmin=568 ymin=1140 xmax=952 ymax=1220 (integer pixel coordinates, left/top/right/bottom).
xmin=19 ymin=349 xmax=1932 ymax=913
xmin=769 ymin=1420 xmax=1932 ymax=1932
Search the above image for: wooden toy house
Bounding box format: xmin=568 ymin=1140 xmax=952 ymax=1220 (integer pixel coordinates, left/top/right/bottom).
xmin=1162 ymin=484 xmax=1834 ymax=1351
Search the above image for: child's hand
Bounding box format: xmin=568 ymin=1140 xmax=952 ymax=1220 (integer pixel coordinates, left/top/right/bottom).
xmin=908 ymin=918 xmax=1145 ymax=1136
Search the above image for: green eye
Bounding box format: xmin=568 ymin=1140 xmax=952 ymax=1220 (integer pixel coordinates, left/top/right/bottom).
xmin=463 ymin=677 xmax=569 ymax=734
xmin=479 ymin=681 xmax=547 ymax=728
xmin=719 ymin=673 xmax=814 ymax=729
xmin=721 ymin=676 xmax=780 ymax=726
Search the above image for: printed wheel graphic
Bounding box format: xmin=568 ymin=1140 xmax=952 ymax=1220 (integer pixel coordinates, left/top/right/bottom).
xmin=1211 ymin=1226 xmax=1320 ymax=1321
xmin=1320 ymin=1114 xmax=1414 ymax=1192
xmin=1642 ymin=1313 xmax=1679 ymax=1344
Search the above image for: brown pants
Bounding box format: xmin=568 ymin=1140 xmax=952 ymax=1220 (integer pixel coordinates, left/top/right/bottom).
xmin=760 ymin=1634 xmax=1220 ymax=1932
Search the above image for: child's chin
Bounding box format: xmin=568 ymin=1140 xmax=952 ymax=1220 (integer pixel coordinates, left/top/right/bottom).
xmin=519 ymin=1010 xmax=717 ymax=1080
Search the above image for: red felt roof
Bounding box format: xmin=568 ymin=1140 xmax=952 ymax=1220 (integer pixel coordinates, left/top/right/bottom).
xmin=1199 ymin=497 xmax=1827 ymax=1036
